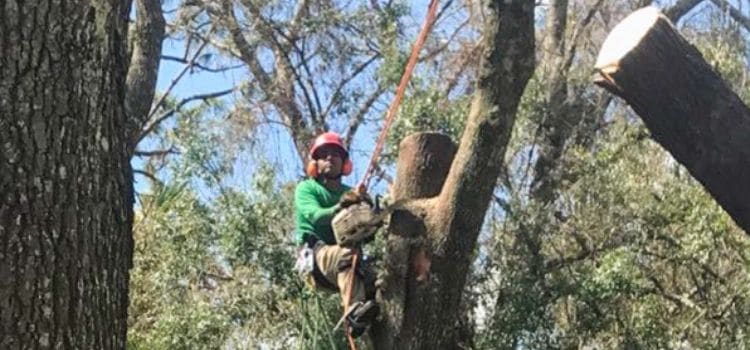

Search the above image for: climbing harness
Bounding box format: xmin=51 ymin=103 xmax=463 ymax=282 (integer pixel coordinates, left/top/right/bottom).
xmin=338 ymin=0 xmax=441 ymax=347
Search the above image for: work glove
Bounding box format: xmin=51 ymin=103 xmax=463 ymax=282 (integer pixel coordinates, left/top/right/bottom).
xmin=338 ymin=190 xmax=374 ymax=209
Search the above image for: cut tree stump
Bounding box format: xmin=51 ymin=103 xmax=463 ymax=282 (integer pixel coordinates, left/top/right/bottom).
xmin=372 ymin=132 xmax=456 ymax=349
xmin=594 ymin=7 xmax=750 ymax=234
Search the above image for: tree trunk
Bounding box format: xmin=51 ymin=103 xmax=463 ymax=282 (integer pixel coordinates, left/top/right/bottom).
xmin=372 ymin=1 xmax=536 ymax=348
xmin=594 ymin=7 xmax=750 ymax=234
xmin=373 ymin=133 xmax=457 ymax=349
xmin=0 ymin=1 xmax=133 ymax=348
xmin=125 ymin=0 xmax=165 ymax=149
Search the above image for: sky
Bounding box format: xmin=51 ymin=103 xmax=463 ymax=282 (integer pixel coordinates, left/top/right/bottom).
xmin=134 ymin=0 xmax=738 ymax=199
xmin=134 ymin=0 xmax=441 ymax=198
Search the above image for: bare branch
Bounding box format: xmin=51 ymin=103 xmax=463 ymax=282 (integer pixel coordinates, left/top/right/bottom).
xmin=215 ymin=0 xmax=273 ymax=88
xmin=137 ymin=88 xmax=235 ymax=144
xmin=443 ymin=43 xmax=482 ymax=96
xmin=143 ymin=27 xmax=214 ymax=123
xmin=563 ymin=0 xmax=604 ymax=73
xmin=321 ymin=54 xmax=381 ymax=121
xmin=288 ymin=45 xmax=323 ymax=128
xmin=160 ymin=55 xmax=244 ymax=73
xmin=709 ymin=0 xmax=750 ymax=32
xmin=134 ymin=169 xmax=162 ymax=185
xmin=134 ymin=147 xmax=180 ymax=157
xmin=288 ymin=0 xmax=311 ymax=39
xmin=419 ymin=17 xmax=470 ymax=63
xmin=664 ymin=0 xmax=704 ymax=23
xmin=344 ymin=86 xmax=387 ymax=149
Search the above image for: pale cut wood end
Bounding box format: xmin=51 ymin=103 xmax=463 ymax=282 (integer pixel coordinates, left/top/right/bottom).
xmin=595 ymin=6 xmax=665 ymax=70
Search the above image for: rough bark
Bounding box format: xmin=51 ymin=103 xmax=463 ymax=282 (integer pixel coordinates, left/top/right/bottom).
xmin=530 ymin=0 xmax=571 ymax=203
xmin=594 ymin=7 xmax=750 ymax=233
xmin=125 ymin=0 xmax=165 ymax=150
xmin=0 ymin=1 xmax=133 ymax=348
xmin=373 ymin=1 xmax=536 ymax=348
xmin=373 ymin=133 xmax=456 ymax=349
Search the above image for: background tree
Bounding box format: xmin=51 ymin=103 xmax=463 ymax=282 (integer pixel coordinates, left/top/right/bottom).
xmin=22 ymin=0 xmax=745 ymax=348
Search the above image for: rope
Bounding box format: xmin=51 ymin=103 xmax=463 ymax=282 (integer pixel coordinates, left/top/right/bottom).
xmin=343 ymin=249 xmax=360 ymax=350
xmin=341 ymin=2 xmax=440 ymax=349
xmin=356 ymin=0 xmax=441 ymax=194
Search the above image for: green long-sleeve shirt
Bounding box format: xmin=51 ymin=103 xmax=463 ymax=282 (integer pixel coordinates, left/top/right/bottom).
xmin=294 ymin=178 xmax=351 ymax=245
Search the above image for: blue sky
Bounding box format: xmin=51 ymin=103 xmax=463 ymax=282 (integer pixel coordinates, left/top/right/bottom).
xmin=135 ymin=0 xmax=728 ymax=198
xmin=134 ymin=1 xmax=442 ymax=197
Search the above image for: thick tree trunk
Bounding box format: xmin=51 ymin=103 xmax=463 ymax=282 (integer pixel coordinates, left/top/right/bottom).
xmin=372 ymin=1 xmax=536 ymax=348
xmin=594 ymin=7 xmax=750 ymax=234
xmin=373 ymin=133 xmax=456 ymax=349
xmin=0 ymin=1 xmax=133 ymax=348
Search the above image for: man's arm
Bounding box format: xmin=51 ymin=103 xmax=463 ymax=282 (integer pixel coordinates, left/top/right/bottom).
xmin=295 ymin=184 xmax=340 ymax=227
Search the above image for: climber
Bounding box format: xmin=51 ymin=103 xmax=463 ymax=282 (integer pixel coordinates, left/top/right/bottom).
xmin=293 ymin=131 xmax=380 ymax=338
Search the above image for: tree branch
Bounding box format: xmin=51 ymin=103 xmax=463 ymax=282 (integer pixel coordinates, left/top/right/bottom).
xmin=344 ymin=86 xmax=387 ymax=148
xmin=134 ymin=169 xmax=162 ymax=185
xmin=216 ymin=0 xmax=311 ymax=164
xmin=137 ymin=88 xmax=235 ymax=144
xmin=321 ymin=54 xmax=381 ymax=121
xmin=709 ymin=0 xmax=750 ymax=32
xmin=663 ymin=0 xmax=704 ymax=22
xmin=437 ymin=0 xmax=535 ymax=238
xmin=126 ymin=0 xmax=165 ymax=152
xmin=563 ymin=0 xmax=604 ymax=73
xmin=419 ymin=16 xmax=468 ymax=63
xmin=133 ymin=147 xmax=180 ymax=157
xmin=142 ymin=27 xmax=213 ymax=124
xmin=215 ymin=0 xmax=273 ymax=88
xmin=443 ymin=42 xmax=481 ymax=96
xmin=160 ymin=55 xmax=244 ymax=73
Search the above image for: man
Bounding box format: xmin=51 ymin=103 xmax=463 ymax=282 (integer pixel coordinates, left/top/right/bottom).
xmin=294 ymin=132 xmax=379 ymax=338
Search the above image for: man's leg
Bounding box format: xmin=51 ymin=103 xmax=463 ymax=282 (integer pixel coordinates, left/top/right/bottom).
xmin=314 ymin=244 xmax=365 ymax=307
xmin=314 ymin=244 xmax=379 ymax=338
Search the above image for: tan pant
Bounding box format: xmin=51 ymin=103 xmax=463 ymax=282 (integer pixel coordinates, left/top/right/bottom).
xmin=314 ymin=244 xmax=365 ymax=308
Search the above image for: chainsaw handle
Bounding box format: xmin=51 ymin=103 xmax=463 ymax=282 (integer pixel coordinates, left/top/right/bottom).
xmin=373 ymin=195 xmax=383 ymax=213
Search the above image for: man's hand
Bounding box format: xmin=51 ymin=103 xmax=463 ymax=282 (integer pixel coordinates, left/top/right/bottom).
xmin=338 ymin=190 xmax=374 ymax=209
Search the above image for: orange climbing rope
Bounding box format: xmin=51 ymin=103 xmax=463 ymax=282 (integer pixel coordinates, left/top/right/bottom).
xmin=343 ymin=1 xmax=440 ymax=348
xmin=355 ymin=0 xmax=441 ymax=194
xmin=344 ymin=248 xmax=361 ymax=349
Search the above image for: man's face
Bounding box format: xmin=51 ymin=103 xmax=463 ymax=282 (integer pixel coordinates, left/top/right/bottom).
xmin=314 ymin=145 xmax=345 ymax=178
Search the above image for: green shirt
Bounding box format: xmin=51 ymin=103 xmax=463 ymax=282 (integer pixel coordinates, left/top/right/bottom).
xmin=294 ymin=178 xmax=351 ymax=245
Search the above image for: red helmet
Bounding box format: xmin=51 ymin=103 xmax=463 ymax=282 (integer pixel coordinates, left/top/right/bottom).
xmin=306 ymin=132 xmax=353 ymax=177
xmin=309 ymin=132 xmax=349 ymax=159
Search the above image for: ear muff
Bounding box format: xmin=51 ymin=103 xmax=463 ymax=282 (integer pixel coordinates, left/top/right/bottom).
xmin=306 ymin=161 xmax=318 ymax=178
xmin=342 ymin=159 xmax=353 ymax=176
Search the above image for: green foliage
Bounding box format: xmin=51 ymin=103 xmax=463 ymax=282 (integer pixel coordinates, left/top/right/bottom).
xmin=129 ymin=164 xmax=354 ymax=349
xmin=686 ymin=15 xmax=750 ymax=104
xmin=478 ymin=119 xmax=750 ymax=349
xmin=128 ymin=183 xmax=232 ymax=349
xmin=383 ymin=87 xmax=470 ymax=163
xmin=131 ymin=1 xmax=750 ymax=349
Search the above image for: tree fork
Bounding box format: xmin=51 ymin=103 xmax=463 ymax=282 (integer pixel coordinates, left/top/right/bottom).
xmin=594 ymin=7 xmax=750 ymax=234
xmin=372 ymin=132 xmax=456 ymax=349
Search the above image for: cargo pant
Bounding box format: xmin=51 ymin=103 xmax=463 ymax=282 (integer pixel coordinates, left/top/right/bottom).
xmin=312 ymin=243 xmax=369 ymax=308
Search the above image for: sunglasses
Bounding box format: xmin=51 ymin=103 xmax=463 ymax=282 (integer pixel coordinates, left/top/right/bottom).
xmin=313 ymin=146 xmax=346 ymax=159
